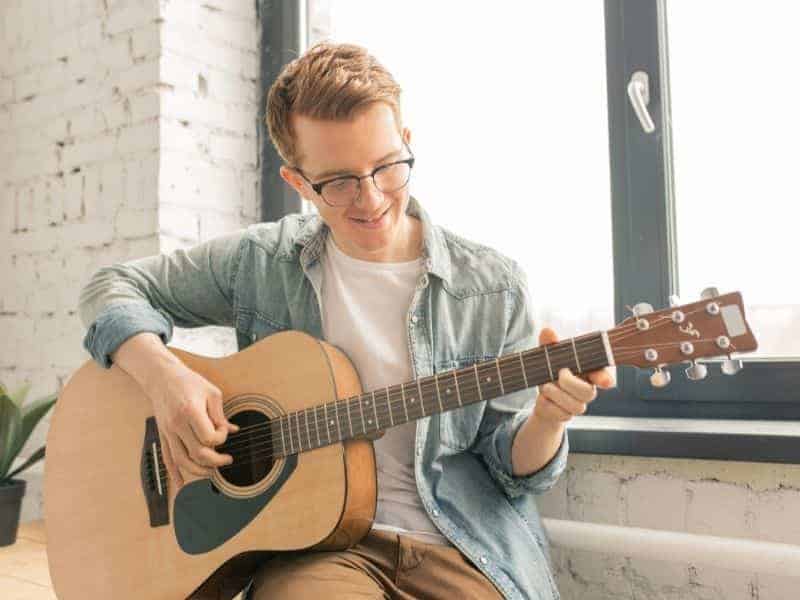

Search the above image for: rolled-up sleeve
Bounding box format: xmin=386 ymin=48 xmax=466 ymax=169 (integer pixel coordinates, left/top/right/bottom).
xmin=470 ymin=259 xmax=569 ymax=499
xmin=77 ymin=229 xmax=246 ymax=369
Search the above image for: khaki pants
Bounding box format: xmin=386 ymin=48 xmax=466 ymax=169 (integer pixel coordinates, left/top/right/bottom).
xmin=245 ymin=528 xmax=505 ymax=599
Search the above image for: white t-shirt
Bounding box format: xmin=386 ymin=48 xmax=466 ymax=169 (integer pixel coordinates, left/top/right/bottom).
xmin=320 ymin=233 xmax=452 ymax=546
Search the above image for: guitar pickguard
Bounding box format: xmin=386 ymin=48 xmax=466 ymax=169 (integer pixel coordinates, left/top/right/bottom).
xmin=173 ymin=452 xmax=297 ymax=555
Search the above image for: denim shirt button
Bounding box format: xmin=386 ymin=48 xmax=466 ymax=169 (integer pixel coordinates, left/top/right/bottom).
xmin=411 ymin=314 xmax=419 ymax=324
xmin=480 ymin=556 xmax=488 ymax=565
xmin=432 ymin=508 xmax=439 ymax=517
xmin=250 ymin=332 xmax=257 ymax=341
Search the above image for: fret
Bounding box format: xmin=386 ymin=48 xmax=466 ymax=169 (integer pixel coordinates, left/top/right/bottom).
xmin=346 ymin=398 xmax=354 ymax=437
xmin=385 ymin=387 xmax=395 ymax=427
xmin=440 ymin=371 xmax=455 ymax=410
xmin=416 ymin=378 xmax=425 ymax=417
xmin=519 ymin=352 xmax=529 ymax=388
xmin=434 ymin=373 xmax=444 ymax=412
xmin=372 ymin=391 xmax=380 ymax=430
xmin=313 ymin=405 xmax=322 ymax=448
xmin=333 ymin=400 xmax=342 ymax=442
xmin=481 ymin=361 xmax=502 ymax=398
xmin=452 ymin=369 xmax=463 ymax=407
xmin=401 ymin=383 xmax=410 ymax=423
xmin=279 ymin=418 xmax=288 ymax=457
xmin=495 ymin=358 xmax=505 ymax=395
xmin=473 ymin=363 xmax=483 ymax=401
xmin=543 ymin=345 xmax=554 ymax=380
xmin=303 ymin=408 xmax=312 ymax=450
xmin=286 ymin=413 xmax=295 ymax=454
xmin=295 ymin=412 xmax=303 ymax=452
xmin=571 ymin=337 xmax=582 ymax=373
xmin=323 ymin=402 xmax=331 ymax=445
xmin=358 ymin=394 xmax=367 ymax=434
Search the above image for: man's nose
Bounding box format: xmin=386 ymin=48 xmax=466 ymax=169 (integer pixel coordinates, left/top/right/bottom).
xmin=353 ymin=176 xmax=384 ymax=208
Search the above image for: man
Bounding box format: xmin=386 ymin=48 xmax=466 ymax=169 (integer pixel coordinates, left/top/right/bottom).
xmin=79 ymin=42 xmax=614 ymax=600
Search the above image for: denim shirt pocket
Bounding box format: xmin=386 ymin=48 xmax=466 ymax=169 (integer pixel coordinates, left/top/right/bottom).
xmin=436 ymin=357 xmax=489 ymax=451
xmin=236 ymin=310 xmax=289 ymax=349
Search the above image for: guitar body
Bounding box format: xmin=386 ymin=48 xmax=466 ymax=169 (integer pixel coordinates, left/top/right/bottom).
xmin=44 ymin=330 xmax=378 ymax=599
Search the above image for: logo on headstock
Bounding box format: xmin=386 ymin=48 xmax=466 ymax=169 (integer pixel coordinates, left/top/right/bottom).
xmin=679 ymin=322 xmax=701 ymax=338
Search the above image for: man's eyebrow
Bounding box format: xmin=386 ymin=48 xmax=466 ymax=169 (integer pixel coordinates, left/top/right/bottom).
xmin=313 ymin=148 xmax=403 ymax=180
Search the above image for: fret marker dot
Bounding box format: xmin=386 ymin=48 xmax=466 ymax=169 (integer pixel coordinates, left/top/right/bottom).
xmin=368 ymin=419 xmax=372 ymax=424
xmin=446 ymin=388 xmax=451 ymax=394
xmin=329 ymin=420 xmax=334 ymax=426
xmin=410 ymin=398 xmax=415 ymax=402
xmin=486 ymin=377 xmax=492 ymax=382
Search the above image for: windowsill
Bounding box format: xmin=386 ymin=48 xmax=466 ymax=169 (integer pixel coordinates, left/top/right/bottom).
xmin=567 ymin=416 xmax=800 ymax=464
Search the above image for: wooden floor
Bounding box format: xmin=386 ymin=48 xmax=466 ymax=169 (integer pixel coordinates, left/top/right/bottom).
xmin=0 ymin=520 xmax=245 ymax=599
xmin=0 ymin=520 xmax=55 ymax=600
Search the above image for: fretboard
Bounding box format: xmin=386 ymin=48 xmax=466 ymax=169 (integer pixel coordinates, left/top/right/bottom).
xmin=270 ymin=331 xmax=610 ymax=457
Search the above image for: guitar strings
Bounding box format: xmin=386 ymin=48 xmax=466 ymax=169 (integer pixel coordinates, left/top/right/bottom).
xmin=213 ymin=336 xmax=731 ymax=467
xmin=153 ymin=337 xmax=609 ymax=478
xmin=219 ymin=306 xmax=684 ymax=444
xmin=217 ymin=303 xmax=708 ymax=452
xmin=154 ymin=333 xmax=729 ymax=481
xmin=153 ymin=304 xmax=730 ymax=477
xmin=213 ymin=336 xmax=611 ymax=454
xmin=191 ymin=306 xmax=713 ymax=461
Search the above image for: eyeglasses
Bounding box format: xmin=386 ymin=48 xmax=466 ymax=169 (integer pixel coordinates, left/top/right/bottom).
xmin=293 ymin=141 xmax=415 ymax=207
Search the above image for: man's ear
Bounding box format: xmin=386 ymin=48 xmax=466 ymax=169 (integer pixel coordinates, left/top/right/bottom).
xmin=280 ymin=165 xmax=304 ymax=195
xmin=403 ymin=127 xmax=411 ymax=146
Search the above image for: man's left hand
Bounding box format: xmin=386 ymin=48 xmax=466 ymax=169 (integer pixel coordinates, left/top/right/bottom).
xmin=532 ymin=327 xmax=616 ymax=426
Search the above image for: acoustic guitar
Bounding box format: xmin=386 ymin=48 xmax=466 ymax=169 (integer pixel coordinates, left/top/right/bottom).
xmin=44 ymin=289 xmax=757 ymax=599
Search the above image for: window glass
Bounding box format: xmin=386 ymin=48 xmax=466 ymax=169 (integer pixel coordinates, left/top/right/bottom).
xmin=668 ymin=2 xmax=800 ymax=359
xmin=312 ymin=1 xmax=615 ymax=341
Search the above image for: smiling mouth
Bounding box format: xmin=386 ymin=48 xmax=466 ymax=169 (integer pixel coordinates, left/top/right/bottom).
xmin=350 ymin=207 xmax=389 ymax=223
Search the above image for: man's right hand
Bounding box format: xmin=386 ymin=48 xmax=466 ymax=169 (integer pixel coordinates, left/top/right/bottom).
xmin=145 ymin=361 xmax=240 ymax=489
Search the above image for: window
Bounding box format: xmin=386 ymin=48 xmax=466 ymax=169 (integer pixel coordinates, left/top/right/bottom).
xmin=262 ymin=0 xmax=800 ymax=462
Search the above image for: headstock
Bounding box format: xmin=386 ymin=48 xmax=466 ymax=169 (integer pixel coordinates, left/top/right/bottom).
xmin=608 ymin=288 xmax=758 ymax=388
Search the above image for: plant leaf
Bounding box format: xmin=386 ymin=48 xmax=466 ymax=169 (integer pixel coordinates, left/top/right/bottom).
xmin=6 ymin=445 xmax=46 ymax=480
xmin=0 ymin=393 xmax=22 ymax=480
xmin=8 ymin=392 xmax=58 ymax=469
xmin=9 ymin=382 xmax=32 ymax=410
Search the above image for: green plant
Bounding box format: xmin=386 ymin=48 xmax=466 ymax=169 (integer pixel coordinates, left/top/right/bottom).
xmin=0 ymin=381 xmax=57 ymax=485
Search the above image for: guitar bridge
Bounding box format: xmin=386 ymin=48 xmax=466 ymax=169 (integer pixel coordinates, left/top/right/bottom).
xmin=140 ymin=416 xmax=170 ymax=527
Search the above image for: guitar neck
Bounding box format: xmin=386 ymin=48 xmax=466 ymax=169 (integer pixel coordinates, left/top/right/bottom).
xmin=270 ymin=331 xmax=612 ymax=457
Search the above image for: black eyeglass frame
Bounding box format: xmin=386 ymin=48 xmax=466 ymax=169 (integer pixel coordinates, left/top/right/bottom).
xmin=292 ymin=141 xmax=415 ymax=207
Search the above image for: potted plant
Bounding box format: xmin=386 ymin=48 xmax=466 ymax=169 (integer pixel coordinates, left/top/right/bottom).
xmin=0 ymin=381 xmax=57 ymax=546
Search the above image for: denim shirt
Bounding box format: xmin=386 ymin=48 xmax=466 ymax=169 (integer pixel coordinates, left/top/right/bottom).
xmin=79 ymin=195 xmax=568 ymax=600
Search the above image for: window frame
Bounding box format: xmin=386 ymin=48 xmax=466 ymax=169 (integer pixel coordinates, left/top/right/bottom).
xmin=579 ymin=0 xmax=800 ymax=462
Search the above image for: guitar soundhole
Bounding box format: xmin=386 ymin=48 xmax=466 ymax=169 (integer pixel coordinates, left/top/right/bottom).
xmin=218 ymin=410 xmax=275 ymax=487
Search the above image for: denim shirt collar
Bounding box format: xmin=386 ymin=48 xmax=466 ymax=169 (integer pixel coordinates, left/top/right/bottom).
xmin=293 ymin=194 xmax=452 ymax=284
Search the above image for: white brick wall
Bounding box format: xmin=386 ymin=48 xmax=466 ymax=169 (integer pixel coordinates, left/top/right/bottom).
xmin=1 ymin=0 xmax=260 ymax=524
xmin=539 ymin=453 xmax=800 ymax=598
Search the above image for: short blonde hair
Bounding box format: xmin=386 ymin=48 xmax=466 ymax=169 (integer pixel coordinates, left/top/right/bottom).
xmin=265 ymin=41 xmax=403 ymax=167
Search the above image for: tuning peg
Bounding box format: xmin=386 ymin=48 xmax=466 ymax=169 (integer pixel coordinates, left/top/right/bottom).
xmin=721 ymin=357 xmax=743 ymax=376
xmin=631 ymin=302 xmax=654 ymax=317
xmin=650 ymin=366 xmax=671 ymax=388
xmin=669 ymin=294 xmax=682 ymax=307
xmin=685 ymin=360 xmax=708 ymax=381
xmin=701 ymin=287 xmax=719 ymax=299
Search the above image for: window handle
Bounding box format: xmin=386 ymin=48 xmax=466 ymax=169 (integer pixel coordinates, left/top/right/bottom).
xmin=627 ymin=70 xmax=656 ymax=133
